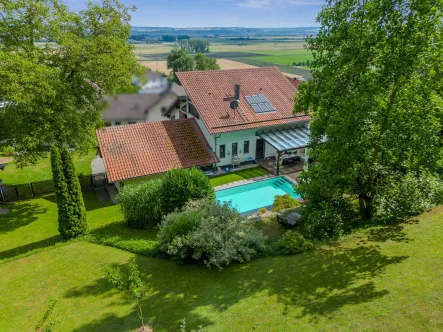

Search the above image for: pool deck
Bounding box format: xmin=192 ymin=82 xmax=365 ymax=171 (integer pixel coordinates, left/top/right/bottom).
xmin=214 ymin=174 xmax=297 ymax=192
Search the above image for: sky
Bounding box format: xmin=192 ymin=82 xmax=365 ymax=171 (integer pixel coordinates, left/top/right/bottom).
xmin=65 ymin=0 xmax=325 ymax=28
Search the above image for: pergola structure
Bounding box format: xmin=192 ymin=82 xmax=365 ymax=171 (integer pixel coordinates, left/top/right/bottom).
xmin=257 ymin=125 xmax=311 ymax=176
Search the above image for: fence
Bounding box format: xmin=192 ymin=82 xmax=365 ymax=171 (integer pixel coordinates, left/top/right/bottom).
xmin=0 ymin=173 xmax=107 ymax=202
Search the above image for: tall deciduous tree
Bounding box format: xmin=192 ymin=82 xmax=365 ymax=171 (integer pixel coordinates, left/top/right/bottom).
xmin=194 ymin=53 xmax=219 ymax=71
xmin=295 ymin=0 xmax=443 ymax=230
xmin=0 ymin=0 xmax=144 ymax=166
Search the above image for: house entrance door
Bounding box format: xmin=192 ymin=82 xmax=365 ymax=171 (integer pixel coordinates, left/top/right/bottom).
xmin=256 ymin=139 xmax=264 ymax=159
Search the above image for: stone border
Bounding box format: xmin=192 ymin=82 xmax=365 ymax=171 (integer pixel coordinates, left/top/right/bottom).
xmin=213 ymin=174 xmax=277 ymax=192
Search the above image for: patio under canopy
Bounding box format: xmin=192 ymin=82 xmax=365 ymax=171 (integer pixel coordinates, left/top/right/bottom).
xmin=257 ymin=125 xmax=311 ymax=175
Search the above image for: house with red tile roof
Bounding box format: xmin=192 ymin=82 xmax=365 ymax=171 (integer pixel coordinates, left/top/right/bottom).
xmin=176 ymin=67 xmax=311 ymax=170
xmin=96 ymin=118 xmax=218 ymax=185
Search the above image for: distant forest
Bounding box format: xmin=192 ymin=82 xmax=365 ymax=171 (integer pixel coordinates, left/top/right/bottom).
xmin=128 ymin=27 xmax=320 ymax=43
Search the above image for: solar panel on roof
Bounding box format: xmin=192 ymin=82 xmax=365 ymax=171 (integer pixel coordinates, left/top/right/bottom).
xmin=258 ymin=94 xmax=269 ymax=103
xmin=251 ymin=104 xmax=262 ymax=113
xmin=252 ymin=95 xmax=262 ymax=103
xmin=264 ymin=102 xmax=275 ymax=111
xmin=245 ymin=96 xmax=254 ymax=104
xmin=245 ymin=94 xmax=276 ymax=114
xmin=258 ymin=103 xmax=268 ymax=112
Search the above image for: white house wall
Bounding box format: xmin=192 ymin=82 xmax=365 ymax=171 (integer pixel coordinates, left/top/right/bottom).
xmin=214 ymin=128 xmax=277 ymax=167
xmin=145 ymin=92 xmax=179 ymax=122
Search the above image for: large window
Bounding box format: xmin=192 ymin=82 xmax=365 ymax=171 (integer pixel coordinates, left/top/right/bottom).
xmin=219 ymin=144 xmax=226 ymax=158
xmin=244 ymin=140 xmax=250 ymax=154
xmin=232 ymin=143 xmax=238 ymax=156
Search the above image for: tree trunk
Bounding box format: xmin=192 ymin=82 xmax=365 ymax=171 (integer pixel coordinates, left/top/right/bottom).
xmin=359 ymin=194 xmax=372 ymax=220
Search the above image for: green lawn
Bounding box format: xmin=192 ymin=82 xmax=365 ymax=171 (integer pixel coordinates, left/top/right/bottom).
xmin=0 ymin=194 xmax=442 ymax=331
xmin=0 ymin=150 xmax=97 ymax=185
xmin=209 ymin=166 xmax=270 ymax=187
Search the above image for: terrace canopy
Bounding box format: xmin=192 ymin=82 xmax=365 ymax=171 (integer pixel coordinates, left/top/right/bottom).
xmin=257 ymin=125 xmax=311 ymax=175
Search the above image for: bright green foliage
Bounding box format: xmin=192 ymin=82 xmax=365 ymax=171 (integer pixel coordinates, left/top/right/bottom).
xmin=2 ymin=146 xmax=14 ymax=156
xmin=35 ymin=299 xmax=58 ymax=332
xmin=272 ymin=194 xmax=301 ymax=212
xmin=295 ymin=0 xmax=443 ymax=235
xmin=117 ymin=180 xmax=163 ymax=228
xmin=160 ymin=168 xmax=215 ymax=215
xmin=158 ymin=199 xmax=266 ymax=269
xmin=167 ymin=49 xmax=195 ymax=79
xmin=277 ymin=230 xmax=313 ymax=255
xmin=0 ymin=0 xmax=143 ymax=166
xmin=106 ymin=258 xmax=148 ymax=329
xmin=194 ymin=53 xmax=220 ymax=71
xmin=167 ymin=49 xmax=220 ymax=82
xmin=59 ymin=147 xmax=88 ymax=238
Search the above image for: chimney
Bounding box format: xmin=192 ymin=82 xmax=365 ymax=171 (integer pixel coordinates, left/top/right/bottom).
xmin=234 ymin=84 xmax=240 ymax=101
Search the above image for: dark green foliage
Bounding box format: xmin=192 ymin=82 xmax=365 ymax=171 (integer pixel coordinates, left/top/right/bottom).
xmin=59 ymin=147 xmax=88 ymax=237
xmin=117 ymin=180 xmax=163 ymax=228
xmin=277 ymin=230 xmax=313 ymax=255
xmin=162 ymin=35 xmax=176 ymax=42
xmin=157 ymin=199 xmax=266 ymax=269
xmin=160 ymin=168 xmax=215 ymax=215
xmin=51 ymin=146 xmax=71 ymax=238
xmin=51 ymin=146 xmax=88 ymax=239
xmin=299 ymin=199 xmax=358 ymax=241
xmin=294 ymin=0 xmax=443 ymax=234
xmin=167 ymin=49 xmax=220 ymax=83
xmin=272 ymin=194 xmax=301 ymax=212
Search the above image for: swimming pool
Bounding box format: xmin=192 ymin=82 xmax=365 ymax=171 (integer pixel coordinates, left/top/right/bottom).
xmin=215 ymin=176 xmax=301 ymax=215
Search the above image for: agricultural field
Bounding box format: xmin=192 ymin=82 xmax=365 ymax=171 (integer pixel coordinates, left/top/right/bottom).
xmin=135 ymin=40 xmax=313 ymax=79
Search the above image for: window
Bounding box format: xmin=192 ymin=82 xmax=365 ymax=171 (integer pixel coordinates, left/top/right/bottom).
xmin=114 ymin=122 xmax=121 ymax=126
xmin=128 ymin=121 xmax=136 ymax=125
xmin=244 ymin=141 xmax=250 ymax=154
xmin=232 ymin=143 xmax=238 ymax=156
xmin=219 ymin=144 xmax=226 ymax=158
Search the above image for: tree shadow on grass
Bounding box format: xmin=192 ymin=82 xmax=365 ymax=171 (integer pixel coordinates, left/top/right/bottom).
xmin=366 ymin=224 xmax=412 ymax=243
xmin=41 ymin=190 xmax=114 ymax=212
xmin=0 ymin=235 xmax=60 ymax=261
xmin=0 ymin=201 xmax=48 ymax=234
xmin=65 ymin=243 xmax=408 ymax=331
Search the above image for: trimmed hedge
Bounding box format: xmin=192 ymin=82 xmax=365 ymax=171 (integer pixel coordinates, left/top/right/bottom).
xmin=117 ymin=180 xmax=163 ymax=228
xmin=160 ymin=168 xmax=215 ymax=215
xmin=118 ymin=168 xmax=215 ymax=229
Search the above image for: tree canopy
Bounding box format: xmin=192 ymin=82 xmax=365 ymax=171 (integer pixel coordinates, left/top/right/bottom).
xmin=167 ymin=49 xmax=220 ymax=82
xmin=0 ymin=0 xmax=143 ymax=166
xmin=295 ymin=0 xmax=443 ymax=233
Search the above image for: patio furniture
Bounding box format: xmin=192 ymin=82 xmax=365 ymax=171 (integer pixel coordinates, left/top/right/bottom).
xmin=277 ymin=210 xmax=301 ymax=227
xmin=232 ymin=156 xmax=241 ymax=168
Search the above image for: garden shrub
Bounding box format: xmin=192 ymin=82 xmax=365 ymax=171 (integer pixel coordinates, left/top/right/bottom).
xmin=157 ymin=199 xmax=266 ymax=269
xmin=277 ymin=230 xmax=313 ymax=255
xmin=299 ymin=198 xmax=358 ymax=241
xmin=160 ymin=168 xmax=215 ymax=215
xmin=117 ymin=180 xmax=163 ymax=228
xmin=372 ymin=172 xmax=443 ymax=223
xmin=272 ymin=194 xmax=301 ymax=212
xmin=258 ymin=208 xmax=268 ymax=215
xmin=2 ymin=145 xmax=14 ymax=156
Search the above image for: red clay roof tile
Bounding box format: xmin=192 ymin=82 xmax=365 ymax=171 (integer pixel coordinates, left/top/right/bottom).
xmin=177 ymin=67 xmax=308 ymax=134
xmin=97 ymin=118 xmax=218 ymax=183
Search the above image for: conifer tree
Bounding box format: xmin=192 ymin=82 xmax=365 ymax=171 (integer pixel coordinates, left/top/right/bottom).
xmin=50 ymin=146 xmax=71 ymax=238
xmin=60 ymin=147 xmax=88 ymax=238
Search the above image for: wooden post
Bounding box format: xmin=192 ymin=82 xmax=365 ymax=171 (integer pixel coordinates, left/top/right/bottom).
xmin=276 ymin=150 xmax=281 ymax=176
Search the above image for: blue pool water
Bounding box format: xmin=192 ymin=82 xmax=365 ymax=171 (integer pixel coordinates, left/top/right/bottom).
xmin=215 ymin=176 xmax=301 ymax=215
